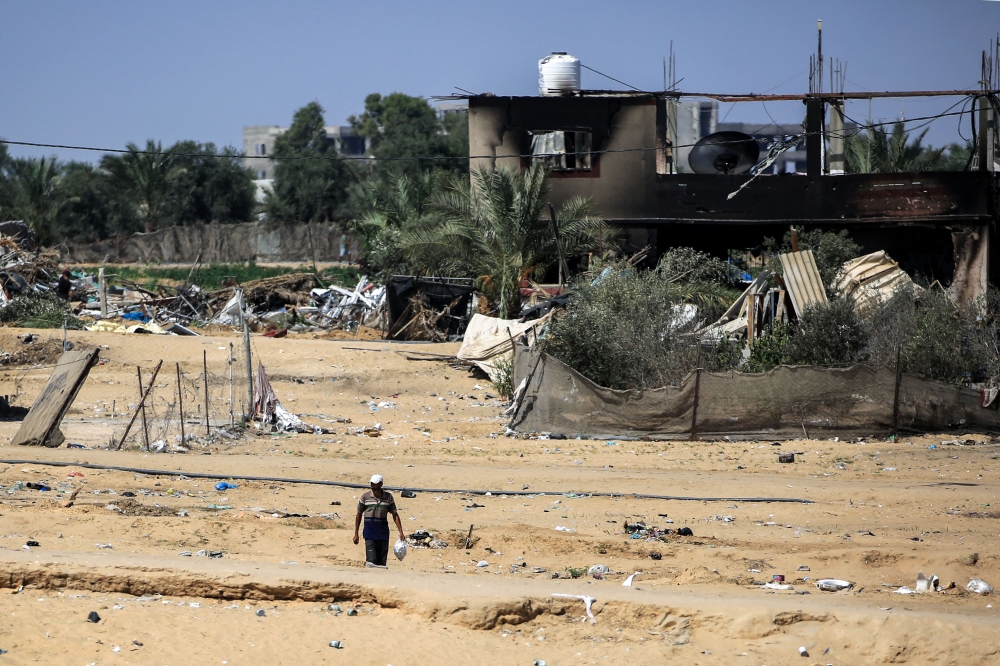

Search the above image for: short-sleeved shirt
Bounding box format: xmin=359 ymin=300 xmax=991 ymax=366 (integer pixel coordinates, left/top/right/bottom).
xmin=358 ymin=490 xmax=397 ymax=540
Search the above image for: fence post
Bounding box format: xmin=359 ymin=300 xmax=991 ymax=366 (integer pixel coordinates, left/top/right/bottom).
xmin=137 ymin=366 xmax=149 ymax=451
xmin=228 ymin=342 xmax=234 ymax=428
xmin=689 ymin=368 xmax=702 ymax=441
xmin=891 ymin=347 xmax=902 ymax=437
xmin=203 ymin=350 xmax=210 ymax=436
xmin=176 ymin=362 xmax=185 ymax=445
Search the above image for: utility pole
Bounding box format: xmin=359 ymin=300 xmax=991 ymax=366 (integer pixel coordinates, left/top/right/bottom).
xmin=228 ymin=342 xmax=235 ymax=428
xmin=203 ymin=349 xmax=210 ymax=436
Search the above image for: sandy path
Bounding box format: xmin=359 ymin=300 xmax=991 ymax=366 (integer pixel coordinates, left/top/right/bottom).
xmin=1 ymin=327 xmax=999 ymax=663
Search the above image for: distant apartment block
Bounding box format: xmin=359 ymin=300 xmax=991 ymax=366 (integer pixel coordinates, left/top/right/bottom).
xmin=242 ymin=125 xmax=367 ymax=181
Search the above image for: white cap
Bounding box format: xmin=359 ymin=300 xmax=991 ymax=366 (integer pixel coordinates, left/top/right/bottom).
xmin=370 ymin=474 xmax=383 ymax=484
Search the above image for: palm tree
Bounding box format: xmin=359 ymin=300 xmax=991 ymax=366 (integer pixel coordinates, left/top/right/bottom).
xmin=6 ymin=156 xmax=63 ymax=242
xmin=399 ymin=164 xmax=613 ymax=318
xmin=350 ymin=170 xmax=439 ymax=280
xmin=101 ymin=140 xmax=174 ymax=232
xmin=845 ymin=121 xmax=945 ymax=173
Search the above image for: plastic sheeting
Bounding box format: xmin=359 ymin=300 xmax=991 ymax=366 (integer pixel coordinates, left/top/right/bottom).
xmin=457 ymin=312 xmax=551 ymax=380
xmin=509 ymin=347 xmax=1000 ymax=438
xmin=835 ymin=251 xmax=918 ymax=311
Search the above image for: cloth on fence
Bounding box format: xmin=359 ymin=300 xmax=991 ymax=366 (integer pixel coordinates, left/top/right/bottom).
xmin=509 ymin=347 xmax=1000 ymax=438
xmin=252 ymin=361 xmax=326 ymax=434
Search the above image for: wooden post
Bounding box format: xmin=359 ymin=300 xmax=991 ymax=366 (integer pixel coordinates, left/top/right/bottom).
xmin=176 ymin=362 xmax=185 ymax=445
xmin=243 ymin=308 xmax=254 ymax=421
xmin=689 ymin=368 xmax=702 ymax=441
xmin=98 ymin=267 xmax=107 ymax=318
xmin=137 ymin=366 xmax=149 ymax=451
xmin=203 ymin=350 xmax=210 ymax=436
xmin=465 ymin=524 xmax=475 ymax=550
xmin=891 ymin=347 xmax=902 ymax=436
xmin=116 ymin=360 xmax=162 ymax=450
xmin=228 ymin=342 xmax=235 ymax=428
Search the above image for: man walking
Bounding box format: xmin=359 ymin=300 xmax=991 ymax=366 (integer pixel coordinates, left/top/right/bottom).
xmin=353 ymin=474 xmax=406 ymax=567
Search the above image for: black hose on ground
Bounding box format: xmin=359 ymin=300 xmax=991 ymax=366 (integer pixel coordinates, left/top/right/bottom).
xmin=0 ymin=458 xmax=813 ymax=503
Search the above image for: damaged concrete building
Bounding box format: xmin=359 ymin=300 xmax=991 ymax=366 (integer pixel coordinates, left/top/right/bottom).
xmin=454 ymin=64 xmax=999 ymax=303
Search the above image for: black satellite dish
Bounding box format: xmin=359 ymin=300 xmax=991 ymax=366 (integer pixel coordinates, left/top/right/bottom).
xmin=688 ymin=131 xmax=760 ymax=175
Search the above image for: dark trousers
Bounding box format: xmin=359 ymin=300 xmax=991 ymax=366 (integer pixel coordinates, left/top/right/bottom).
xmin=365 ymin=539 xmax=389 ymax=566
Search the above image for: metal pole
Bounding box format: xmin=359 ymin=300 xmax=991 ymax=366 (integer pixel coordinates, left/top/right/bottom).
xmin=137 ymin=366 xmax=149 ymax=451
xmin=203 ymin=349 xmax=210 ymax=436
xmin=228 ymin=342 xmax=234 ymax=428
xmin=547 ymin=203 xmax=570 ymax=289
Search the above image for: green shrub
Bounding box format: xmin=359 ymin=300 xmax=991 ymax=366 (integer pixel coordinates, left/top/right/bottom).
xmin=0 ymin=291 xmax=77 ymax=329
xmin=490 ymin=353 xmax=515 ymax=401
xmin=785 ymin=298 xmax=866 ymax=367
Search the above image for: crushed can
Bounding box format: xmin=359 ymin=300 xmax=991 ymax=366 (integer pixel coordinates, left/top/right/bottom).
xmin=347 ymin=608 xmax=358 ymax=616
xmin=329 ymin=640 xmax=343 ymax=649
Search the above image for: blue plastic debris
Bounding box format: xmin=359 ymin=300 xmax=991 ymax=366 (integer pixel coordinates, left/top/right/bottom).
xmin=214 ymin=481 xmax=238 ymax=491
xmin=121 ymin=311 xmax=150 ymax=323
xmin=928 ymin=444 xmax=937 ymax=449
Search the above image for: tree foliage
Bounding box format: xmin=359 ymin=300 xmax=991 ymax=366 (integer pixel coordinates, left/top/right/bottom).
xmin=397 ymin=164 xmax=611 ymax=318
xmin=265 ymin=102 xmax=354 ymax=224
xmin=845 ymin=121 xmax=946 ymax=173
xmin=350 ymin=93 xmax=466 ymax=174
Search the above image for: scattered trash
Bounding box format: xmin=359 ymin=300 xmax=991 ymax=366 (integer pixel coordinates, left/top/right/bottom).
xmin=649 ymin=552 xmax=662 ymax=560
xmin=777 ymin=453 xmax=795 ymax=464
xmin=765 ymin=581 xmax=794 ymax=590
xmin=798 ymin=565 xmax=810 ymax=571
xmin=329 ymin=641 xmax=343 ymax=649
xmin=555 ymin=525 xmax=576 ymax=533
xmin=393 ymin=539 xmax=408 ymax=561
xmin=95 ymin=543 xmax=113 ymax=549
xmin=347 ymin=608 xmax=358 ymax=616
xmin=214 ymin=481 xmax=238 ymax=491
xmin=677 ymin=527 xmax=694 ymax=537
xmin=622 ymin=573 xmax=641 ymax=587
xmin=816 ymin=579 xmax=852 ymax=592
xmin=477 ymin=560 xmax=489 ymax=567
xmin=328 ymin=604 xmax=341 ymax=612
xmin=798 ymin=646 xmax=810 ymax=657
xmin=87 ymin=611 xmax=101 ymax=623
xmin=25 ymin=540 xmax=39 ymax=547
xmin=25 ymin=482 xmax=51 ymax=491
xmin=255 ymin=609 xmax=266 ymax=617
xmin=967 ymin=578 xmax=994 ymax=595
xmin=552 ymin=593 xmax=597 ymax=624
xmin=915 ymin=572 xmax=940 ymax=593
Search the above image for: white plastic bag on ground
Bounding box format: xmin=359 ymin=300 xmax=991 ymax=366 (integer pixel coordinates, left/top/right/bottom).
xmin=967 ymin=578 xmax=993 ymax=595
xmin=393 ymin=539 xmax=407 ymax=561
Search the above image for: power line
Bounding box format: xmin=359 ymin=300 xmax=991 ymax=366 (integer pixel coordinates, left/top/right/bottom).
xmin=579 ymin=64 xmax=644 ymax=92
xmin=0 ymin=105 xmax=979 ymax=164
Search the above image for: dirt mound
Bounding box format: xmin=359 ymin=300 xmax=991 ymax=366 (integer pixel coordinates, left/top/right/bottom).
xmin=106 ymin=497 xmax=177 ymax=517
xmin=862 ymin=550 xmax=901 ymax=567
xmin=0 ymin=339 xmax=66 ymax=367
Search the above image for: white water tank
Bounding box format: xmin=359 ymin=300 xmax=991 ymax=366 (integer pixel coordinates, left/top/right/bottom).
xmin=538 ymin=52 xmax=581 ymax=96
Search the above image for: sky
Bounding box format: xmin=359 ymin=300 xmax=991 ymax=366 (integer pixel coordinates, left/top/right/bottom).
xmin=2 ymin=0 xmax=998 ymax=163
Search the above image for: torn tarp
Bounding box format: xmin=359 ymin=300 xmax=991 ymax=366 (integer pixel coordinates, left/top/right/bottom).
xmin=457 ymin=312 xmax=552 ymax=380
xmin=253 ymin=361 xmax=329 ymax=434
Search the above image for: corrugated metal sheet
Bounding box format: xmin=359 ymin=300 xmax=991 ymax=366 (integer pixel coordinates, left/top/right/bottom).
xmin=779 ymin=250 xmax=828 ymax=318
xmin=835 ymin=251 xmax=916 ymax=311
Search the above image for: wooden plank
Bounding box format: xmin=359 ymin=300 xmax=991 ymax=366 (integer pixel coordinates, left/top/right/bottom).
xmin=12 ymin=349 xmax=99 ymax=447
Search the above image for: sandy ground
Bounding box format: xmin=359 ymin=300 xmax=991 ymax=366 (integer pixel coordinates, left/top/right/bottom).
xmin=0 ymin=327 xmax=999 ymax=664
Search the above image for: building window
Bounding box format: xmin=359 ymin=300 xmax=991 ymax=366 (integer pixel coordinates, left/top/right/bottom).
xmin=256 ymin=143 xmax=267 ymax=156
xmin=531 ymin=130 xmax=592 ymax=171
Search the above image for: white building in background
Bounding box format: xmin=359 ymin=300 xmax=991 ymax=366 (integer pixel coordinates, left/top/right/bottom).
xmin=242 ymin=125 xmax=367 ymax=182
